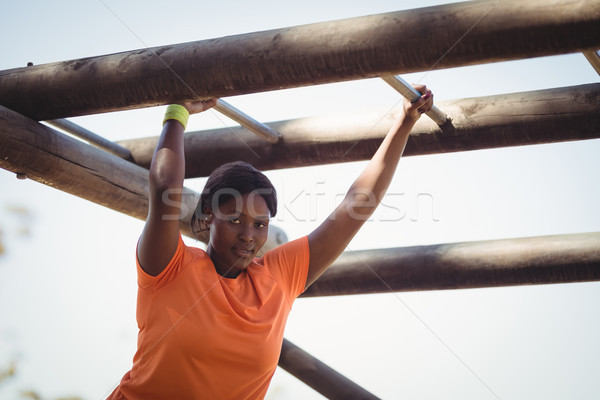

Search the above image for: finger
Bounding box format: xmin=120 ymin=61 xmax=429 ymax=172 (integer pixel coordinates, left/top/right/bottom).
xmin=420 ymin=90 xmax=433 ymax=106
xmin=414 ymin=89 xmax=433 ymax=113
xmin=411 ymin=92 xmax=431 ymax=109
xmin=411 ymin=84 xmax=427 ymax=96
xmin=203 ymin=98 xmax=218 ymax=110
xmin=193 ymin=98 xmax=216 ymax=111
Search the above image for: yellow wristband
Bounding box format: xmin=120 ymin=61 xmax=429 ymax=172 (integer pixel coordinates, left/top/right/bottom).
xmin=163 ymin=104 xmax=190 ymax=130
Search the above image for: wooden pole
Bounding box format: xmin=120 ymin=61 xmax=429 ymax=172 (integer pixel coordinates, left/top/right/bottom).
xmin=1 ymin=0 xmax=598 ymax=120
xmin=279 ymin=339 xmax=380 ymax=400
xmin=117 ymin=84 xmax=600 ymax=178
xmin=301 ymin=232 xmax=600 ymax=297
xmin=0 ymin=105 xmax=152 ymax=222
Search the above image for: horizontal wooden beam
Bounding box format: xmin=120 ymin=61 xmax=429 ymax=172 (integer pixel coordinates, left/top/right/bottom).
xmin=279 ymin=339 xmax=379 ymax=400
xmin=0 ymin=105 xmax=152 ymax=223
xmin=1 ymin=0 xmax=598 ymax=120
xmin=118 ymin=84 xmax=600 ymax=178
xmin=301 ymin=232 xmax=600 ymax=297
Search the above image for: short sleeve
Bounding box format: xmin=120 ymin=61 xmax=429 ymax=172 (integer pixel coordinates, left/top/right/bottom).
xmin=261 ymin=236 xmax=310 ymax=300
xmin=137 ymin=235 xmax=186 ymax=290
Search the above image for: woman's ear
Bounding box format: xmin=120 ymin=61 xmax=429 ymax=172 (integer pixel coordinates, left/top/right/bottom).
xmin=205 ymin=212 xmax=213 ymax=225
xmin=191 ymin=208 xmax=213 ymax=237
xmin=191 ymin=215 xmax=202 ymax=237
xmin=202 ymin=207 xmax=214 ymax=228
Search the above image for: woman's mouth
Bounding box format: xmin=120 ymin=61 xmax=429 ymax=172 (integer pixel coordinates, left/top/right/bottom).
xmin=232 ymin=246 xmax=253 ymax=258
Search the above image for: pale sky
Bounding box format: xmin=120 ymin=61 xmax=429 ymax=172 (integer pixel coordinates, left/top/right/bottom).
xmin=1 ymin=1 xmax=599 ymax=399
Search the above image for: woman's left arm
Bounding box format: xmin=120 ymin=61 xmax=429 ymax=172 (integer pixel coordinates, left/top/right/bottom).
xmin=305 ymin=85 xmax=433 ymax=289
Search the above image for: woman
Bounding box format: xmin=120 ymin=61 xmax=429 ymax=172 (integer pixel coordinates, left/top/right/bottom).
xmin=108 ymin=86 xmax=433 ymax=399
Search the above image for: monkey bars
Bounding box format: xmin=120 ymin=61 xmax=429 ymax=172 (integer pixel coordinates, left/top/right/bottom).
xmin=1 ymin=0 xmax=599 ymax=397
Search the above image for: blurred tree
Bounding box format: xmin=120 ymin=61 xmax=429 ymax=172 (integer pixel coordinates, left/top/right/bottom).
xmin=20 ymin=391 xmax=42 ymax=400
xmin=0 ymin=360 xmax=16 ymax=382
xmin=0 ymin=204 xmax=34 ymax=259
xmin=6 ymin=205 xmax=33 ymax=237
xmin=0 ymin=362 xmax=83 ymax=400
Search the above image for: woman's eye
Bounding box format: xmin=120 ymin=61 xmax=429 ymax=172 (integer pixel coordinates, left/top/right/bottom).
xmin=255 ymin=222 xmax=267 ymax=229
xmin=230 ymin=217 xmax=241 ymax=224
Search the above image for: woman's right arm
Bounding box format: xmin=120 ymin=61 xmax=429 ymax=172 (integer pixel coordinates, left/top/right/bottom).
xmin=137 ymin=99 xmax=217 ymax=276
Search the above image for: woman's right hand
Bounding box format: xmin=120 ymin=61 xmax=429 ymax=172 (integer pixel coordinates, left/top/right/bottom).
xmin=403 ymin=85 xmax=433 ymax=123
xmin=182 ymin=98 xmax=218 ymax=115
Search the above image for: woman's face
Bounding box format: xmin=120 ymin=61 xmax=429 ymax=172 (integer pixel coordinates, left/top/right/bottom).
xmin=206 ymin=192 xmax=270 ymax=278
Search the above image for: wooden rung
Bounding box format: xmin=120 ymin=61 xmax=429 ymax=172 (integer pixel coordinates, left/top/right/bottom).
xmin=380 ymin=74 xmax=449 ymax=126
xmin=46 ymin=118 xmax=132 ymax=160
xmin=583 ymin=50 xmax=600 ymax=75
xmin=214 ymin=99 xmax=282 ymax=143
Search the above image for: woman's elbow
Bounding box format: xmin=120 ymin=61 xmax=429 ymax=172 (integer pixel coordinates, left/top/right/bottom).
xmin=343 ymin=191 xmax=380 ymax=221
xmin=149 ymin=164 xmax=184 ymax=195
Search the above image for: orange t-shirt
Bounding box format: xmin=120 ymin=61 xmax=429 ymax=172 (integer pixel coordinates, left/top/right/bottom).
xmin=107 ymin=235 xmax=309 ymax=400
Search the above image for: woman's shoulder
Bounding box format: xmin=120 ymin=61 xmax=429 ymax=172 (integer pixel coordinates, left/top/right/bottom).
xmin=254 ymin=236 xmax=310 ymax=274
xmin=182 ymin=241 xmax=210 ymax=262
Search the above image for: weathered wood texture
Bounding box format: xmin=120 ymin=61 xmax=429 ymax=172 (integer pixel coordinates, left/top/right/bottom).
xmin=0 ymin=105 xmax=151 ymax=221
xmin=279 ymin=339 xmax=380 ymax=399
xmin=1 ymin=0 xmax=598 ymax=120
xmin=302 ymin=232 xmax=600 ymax=297
xmin=118 ymin=84 xmax=600 ymax=178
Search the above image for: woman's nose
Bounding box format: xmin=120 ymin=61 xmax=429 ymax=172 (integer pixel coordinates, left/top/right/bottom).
xmin=238 ymin=224 xmax=253 ymax=242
